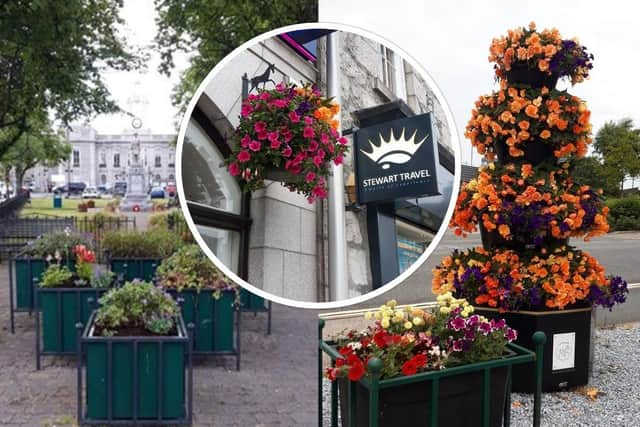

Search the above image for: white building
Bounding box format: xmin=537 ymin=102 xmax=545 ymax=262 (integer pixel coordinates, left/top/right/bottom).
xmin=28 ymin=127 xmax=176 ymax=192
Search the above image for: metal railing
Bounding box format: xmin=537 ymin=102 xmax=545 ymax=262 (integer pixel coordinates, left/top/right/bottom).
xmin=318 ymin=318 xmax=546 ymax=427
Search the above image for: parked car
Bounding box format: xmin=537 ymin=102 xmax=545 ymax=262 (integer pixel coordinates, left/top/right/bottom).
xmin=67 ymin=182 xmax=86 ymax=197
xmin=82 ymin=186 xmax=100 ymax=199
xmin=113 ymin=181 xmax=127 ymax=197
xmin=149 ymin=186 xmax=165 ymax=199
xmin=53 ymin=184 xmax=67 ymax=195
xmin=165 ymin=183 xmax=177 ymax=198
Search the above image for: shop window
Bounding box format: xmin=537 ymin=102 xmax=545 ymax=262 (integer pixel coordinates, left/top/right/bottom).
xmin=395 ymin=220 xmax=433 ymax=274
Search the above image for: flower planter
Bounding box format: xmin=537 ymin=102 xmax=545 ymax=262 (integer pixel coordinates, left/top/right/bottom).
xmin=78 ymin=311 xmax=192 ymax=424
xmin=338 ymin=367 xmax=509 ymax=427
xmin=504 ymin=61 xmax=559 ymax=88
xmin=35 ymin=287 xmax=107 ymax=369
xmin=320 ymin=319 xmax=547 ymax=427
xmin=479 ymin=222 xmax=569 ymax=251
xmin=109 ymin=258 xmax=162 ymax=282
xmin=474 ymin=305 xmax=592 ymax=392
xmin=493 ymin=137 xmax=554 ymax=166
xmin=13 ymin=257 xmax=75 ymax=310
xmin=264 ymin=166 xmax=297 ymax=184
xmin=169 ymin=289 xmax=239 ymax=361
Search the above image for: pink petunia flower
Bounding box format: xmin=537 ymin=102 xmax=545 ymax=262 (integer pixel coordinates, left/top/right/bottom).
xmin=241 ymin=135 xmax=251 ymax=148
xmin=288 ymin=111 xmax=300 ymax=123
xmin=270 ymin=140 xmax=281 ymax=149
xmin=308 ymin=140 xmax=319 ymax=152
xmin=237 ymin=150 xmax=251 ymax=163
xmin=228 ymin=162 xmax=241 ymax=176
xmin=304 ymin=116 xmax=314 ymax=125
xmin=249 ymin=140 xmax=261 ymax=152
xmin=241 ymin=104 xmax=253 ymax=117
xmin=305 ymin=171 xmax=316 ymax=183
xmin=254 ymin=121 xmax=267 ymax=133
xmin=333 ymin=155 xmax=343 ymax=165
xmin=282 ymin=146 xmax=293 ymax=157
xmin=303 ymin=127 xmax=315 ymax=138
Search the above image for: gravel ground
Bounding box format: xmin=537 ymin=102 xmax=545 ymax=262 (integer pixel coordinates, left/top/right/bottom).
xmin=322 ymin=323 xmax=640 ymax=426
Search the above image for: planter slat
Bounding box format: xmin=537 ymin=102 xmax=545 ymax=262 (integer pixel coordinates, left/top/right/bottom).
xmin=109 ymin=258 xmax=161 ymax=282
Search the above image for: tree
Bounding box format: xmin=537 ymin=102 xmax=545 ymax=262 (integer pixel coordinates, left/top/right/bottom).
xmin=593 ymin=118 xmax=640 ymax=195
xmin=0 ymin=1 xmax=142 ymax=159
xmin=569 ymin=156 xmax=619 ymax=196
xmin=1 ymin=116 xmax=71 ymax=190
xmin=154 ymin=0 xmax=318 ymax=108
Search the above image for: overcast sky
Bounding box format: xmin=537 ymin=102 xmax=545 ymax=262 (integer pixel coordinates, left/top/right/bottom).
xmin=321 ymin=0 xmax=640 ymax=165
xmin=91 ymin=1 xmax=640 ymax=166
xmin=89 ymin=1 xmax=187 ymax=135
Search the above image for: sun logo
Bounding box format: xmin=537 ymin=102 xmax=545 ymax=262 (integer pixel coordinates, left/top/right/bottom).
xmin=360 ymin=128 xmax=427 ymax=170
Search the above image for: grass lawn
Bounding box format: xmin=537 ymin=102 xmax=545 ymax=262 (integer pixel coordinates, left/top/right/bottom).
xmin=20 ymin=196 xmax=113 ymax=217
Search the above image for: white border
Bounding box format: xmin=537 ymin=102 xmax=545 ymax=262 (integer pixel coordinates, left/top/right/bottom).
xmin=176 ymin=22 xmax=462 ymax=310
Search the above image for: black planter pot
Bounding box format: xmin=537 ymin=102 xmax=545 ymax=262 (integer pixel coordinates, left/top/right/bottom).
xmin=493 ymin=137 xmax=555 ymax=166
xmin=504 ymin=62 xmax=559 ymax=89
xmin=479 ymin=222 xmax=569 ymax=251
xmin=264 ymin=166 xmax=297 ymax=184
xmin=339 ymin=367 xmax=509 ymax=427
xmin=474 ymin=306 xmax=592 ymax=393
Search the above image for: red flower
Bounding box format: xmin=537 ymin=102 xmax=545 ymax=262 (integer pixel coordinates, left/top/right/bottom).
xmin=347 ymin=356 xmax=365 ymax=381
xmin=305 ymin=172 xmax=316 ymax=183
xmin=249 ymin=140 xmax=261 ymax=152
xmin=240 ymin=135 xmax=251 ymax=148
xmin=401 ymin=359 xmax=418 ymax=376
xmin=229 ymin=162 xmax=240 ymax=176
xmin=241 ymin=104 xmax=253 ymax=117
xmin=413 ymin=354 xmax=427 ymax=368
xmin=288 ymin=111 xmax=300 ymax=123
xmin=303 ymin=126 xmax=315 ymax=138
xmin=282 ymin=146 xmax=292 ymax=157
xmin=270 ymin=140 xmax=281 ymax=149
xmin=237 ymin=150 xmax=251 ymax=163
xmin=254 ymin=121 xmax=267 ymax=133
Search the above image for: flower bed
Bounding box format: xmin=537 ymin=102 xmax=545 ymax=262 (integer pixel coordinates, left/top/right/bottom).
xmin=451 ymin=163 xmax=609 ymax=246
xmin=225 ymin=82 xmax=349 ymax=203
xmin=321 ymin=298 xmax=543 ymax=427
xmin=78 ymin=281 xmax=192 ymax=424
xmin=102 ymin=230 xmax=181 ymax=281
xmin=466 ymin=86 xmax=591 ymax=163
xmin=36 ymin=245 xmax=114 ymax=367
xmin=155 ymin=245 xmax=240 ymax=365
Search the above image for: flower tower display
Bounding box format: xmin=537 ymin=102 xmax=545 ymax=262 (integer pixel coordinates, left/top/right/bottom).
xmin=226 ymin=82 xmax=349 ymax=204
xmin=432 ymin=23 xmax=628 ymax=392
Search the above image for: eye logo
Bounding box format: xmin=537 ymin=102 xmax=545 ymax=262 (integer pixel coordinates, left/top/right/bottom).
xmin=360 ymin=127 xmax=427 ymax=170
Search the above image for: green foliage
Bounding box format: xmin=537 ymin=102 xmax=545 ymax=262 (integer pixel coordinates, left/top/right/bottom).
xmin=95 ymin=281 xmax=179 ymax=336
xmin=101 ymin=229 xmax=181 ymax=258
xmin=594 ymin=119 xmax=640 ymax=195
xmin=0 ymin=116 xmax=71 ymax=189
xmin=606 ymin=196 xmax=640 ymax=231
xmin=154 ymin=0 xmax=318 ymax=110
xmin=90 ymin=266 xmax=115 ymax=289
xmin=21 ymin=231 xmax=93 ymax=258
xmin=155 ymin=244 xmax=237 ymax=298
xmin=569 ymin=156 xmax=617 ymax=196
xmin=40 ymin=265 xmax=74 ymax=288
xmin=0 ymin=0 xmax=142 ymax=158
xmin=148 ymin=209 xmax=194 ymax=243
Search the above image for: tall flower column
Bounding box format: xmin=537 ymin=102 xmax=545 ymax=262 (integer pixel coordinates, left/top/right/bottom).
xmin=432 ymin=23 xmax=628 ymax=391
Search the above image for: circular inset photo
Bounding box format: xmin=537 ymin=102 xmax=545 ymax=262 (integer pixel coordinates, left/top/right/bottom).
xmin=176 ymin=23 xmax=461 ymax=308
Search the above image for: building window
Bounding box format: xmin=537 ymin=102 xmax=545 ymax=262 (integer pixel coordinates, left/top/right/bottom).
xmin=380 ymin=45 xmax=396 ymax=93
xmin=113 ymin=153 xmax=120 ymax=168
xmin=100 ymin=174 xmax=107 ymax=185
xmin=72 ymin=150 xmax=80 ymax=167
xmin=155 ymin=155 xmax=162 ymax=168
xmin=155 ymin=174 xmax=161 ymax=183
xmin=99 ymin=152 xmax=106 ymax=168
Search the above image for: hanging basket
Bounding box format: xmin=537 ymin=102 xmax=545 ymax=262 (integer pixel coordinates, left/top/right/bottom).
xmin=504 ymin=61 xmax=559 ymax=88
xmin=493 ymin=137 xmax=555 ymax=166
xmin=263 ymin=166 xmax=298 ymax=185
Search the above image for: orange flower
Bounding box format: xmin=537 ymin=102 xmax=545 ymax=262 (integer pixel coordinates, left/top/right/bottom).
xmin=540 ymin=129 xmax=551 ymax=139
xmin=524 ymin=104 xmax=539 ymax=118
xmin=518 ymin=120 xmax=530 ymax=130
xmin=498 ymin=224 xmax=511 ymax=238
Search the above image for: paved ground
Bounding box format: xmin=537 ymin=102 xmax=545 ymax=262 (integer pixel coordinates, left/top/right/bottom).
xmin=0 ymin=262 xmax=319 ymax=427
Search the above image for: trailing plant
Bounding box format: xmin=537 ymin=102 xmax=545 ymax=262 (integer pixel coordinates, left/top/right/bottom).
xmin=155 ymin=244 xmax=238 ymax=300
xmin=325 ymin=296 xmax=517 ymax=381
xmin=94 ymin=281 xmax=179 ymax=337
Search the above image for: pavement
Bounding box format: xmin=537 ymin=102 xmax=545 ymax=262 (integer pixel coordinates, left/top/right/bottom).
xmin=0 ymin=262 xmax=319 ymax=427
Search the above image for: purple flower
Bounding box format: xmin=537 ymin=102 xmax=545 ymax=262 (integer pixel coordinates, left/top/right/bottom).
xmin=504 ymin=327 xmax=518 ymax=342
xmin=466 ymin=314 xmax=480 ymax=327
xmin=452 ymin=339 xmax=464 ymax=352
xmin=478 ymin=322 xmax=492 ymax=336
xmin=449 ymin=316 xmax=466 ymax=331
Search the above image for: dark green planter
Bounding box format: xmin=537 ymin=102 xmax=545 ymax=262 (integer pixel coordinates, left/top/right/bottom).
xmin=109 ymin=258 xmax=161 ymax=282
xmin=39 ymin=287 xmax=106 ymax=353
xmin=170 ymin=289 xmax=237 ymax=353
xmin=240 ymin=288 xmax=267 ymax=311
xmin=80 ymin=312 xmax=191 ymax=423
xmin=14 ymin=257 xmax=74 ymax=310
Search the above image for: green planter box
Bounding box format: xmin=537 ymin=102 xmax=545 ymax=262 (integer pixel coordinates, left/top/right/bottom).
xmin=109 ymin=258 xmax=161 ymax=282
xmin=240 ymin=288 xmax=267 ymax=311
xmin=38 ymin=287 xmax=106 ymax=353
xmin=171 ymin=289 xmax=237 ymax=353
xmin=80 ymin=312 xmax=192 ymax=423
xmin=319 ymin=320 xmax=547 ymax=427
xmin=14 ymin=258 xmax=74 ymax=310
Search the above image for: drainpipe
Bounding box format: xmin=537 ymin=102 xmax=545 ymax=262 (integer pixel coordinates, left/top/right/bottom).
xmin=326 ymin=32 xmax=349 ymax=301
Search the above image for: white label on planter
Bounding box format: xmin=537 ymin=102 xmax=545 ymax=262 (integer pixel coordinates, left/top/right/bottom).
xmin=552 ymin=332 xmax=576 ymax=371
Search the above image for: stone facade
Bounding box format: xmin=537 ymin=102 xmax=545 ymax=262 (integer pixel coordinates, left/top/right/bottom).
xmin=27 ymin=127 xmax=176 ymax=192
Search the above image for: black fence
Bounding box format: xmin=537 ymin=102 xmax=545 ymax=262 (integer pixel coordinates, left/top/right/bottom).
xmin=0 ymin=214 xmax=136 ymax=261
